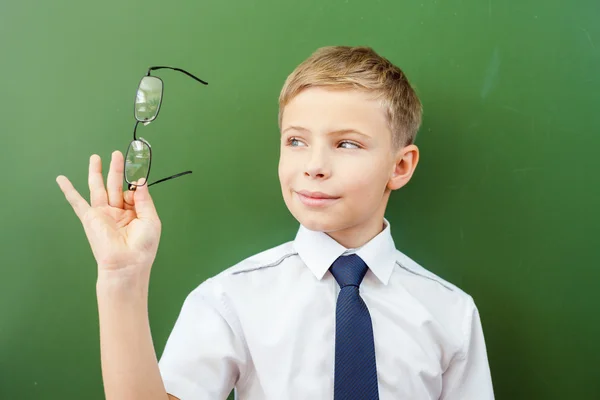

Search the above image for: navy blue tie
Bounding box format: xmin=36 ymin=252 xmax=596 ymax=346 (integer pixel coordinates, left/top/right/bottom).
xmin=330 ymin=254 xmax=379 ymax=400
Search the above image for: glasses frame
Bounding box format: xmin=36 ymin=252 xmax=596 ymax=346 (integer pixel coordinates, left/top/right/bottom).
xmin=125 ymin=66 xmax=208 ymax=191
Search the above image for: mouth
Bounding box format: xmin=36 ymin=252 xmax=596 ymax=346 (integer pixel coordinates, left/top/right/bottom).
xmin=294 ymin=190 xmax=340 ymax=207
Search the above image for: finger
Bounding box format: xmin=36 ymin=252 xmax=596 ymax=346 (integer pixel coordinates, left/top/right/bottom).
xmin=133 ymin=181 xmax=160 ymax=222
xmin=88 ymin=155 xmax=108 ymax=207
xmin=123 ymin=188 xmax=135 ymax=211
xmin=106 ymin=151 xmax=124 ymax=209
xmin=56 ymin=175 xmax=91 ymax=221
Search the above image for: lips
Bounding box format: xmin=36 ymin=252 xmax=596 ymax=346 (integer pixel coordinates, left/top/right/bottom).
xmin=296 ymin=190 xmax=339 ymax=199
xmin=294 ymin=190 xmax=340 ymax=207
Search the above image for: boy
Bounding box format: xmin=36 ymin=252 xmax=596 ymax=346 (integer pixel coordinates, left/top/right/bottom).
xmin=57 ymin=46 xmax=494 ymax=399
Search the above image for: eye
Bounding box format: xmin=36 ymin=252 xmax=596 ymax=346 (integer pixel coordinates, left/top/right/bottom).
xmin=288 ymin=137 xmax=306 ymax=147
xmin=338 ymin=141 xmax=361 ymax=149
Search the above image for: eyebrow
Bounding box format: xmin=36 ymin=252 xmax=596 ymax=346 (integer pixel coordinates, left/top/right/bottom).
xmin=282 ymin=125 xmax=371 ymax=138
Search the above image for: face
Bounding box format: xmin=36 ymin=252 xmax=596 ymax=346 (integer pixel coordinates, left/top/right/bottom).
xmin=278 ymin=87 xmax=415 ymax=246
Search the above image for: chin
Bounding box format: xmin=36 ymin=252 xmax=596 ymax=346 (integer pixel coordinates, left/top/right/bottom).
xmin=293 ymin=212 xmax=344 ymax=233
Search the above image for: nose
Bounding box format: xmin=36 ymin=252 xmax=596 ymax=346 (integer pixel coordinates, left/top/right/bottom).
xmin=304 ymin=148 xmax=330 ymax=179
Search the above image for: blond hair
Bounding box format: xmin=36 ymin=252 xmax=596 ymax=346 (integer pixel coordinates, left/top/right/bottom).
xmin=278 ymin=46 xmax=423 ymax=148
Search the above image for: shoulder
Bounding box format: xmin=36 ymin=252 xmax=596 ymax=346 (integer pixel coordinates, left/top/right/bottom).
xmin=220 ymin=240 xmax=299 ymax=277
xmin=393 ymin=249 xmax=463 ymax=293
xmin=231 ymin=241 xmax=298 ymax=275
xmin=391 ymin=248 xmax=478 ymax=329
xmin=190 ymin=240 xmax=299 ymax=299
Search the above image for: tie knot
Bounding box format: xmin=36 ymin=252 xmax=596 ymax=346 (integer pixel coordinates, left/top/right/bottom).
xmin=330 ymin=254 xmax=369 ymax=288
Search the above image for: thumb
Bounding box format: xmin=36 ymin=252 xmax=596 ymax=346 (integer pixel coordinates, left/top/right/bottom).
xmin=133 ymin=182 xmax=159 ymax=221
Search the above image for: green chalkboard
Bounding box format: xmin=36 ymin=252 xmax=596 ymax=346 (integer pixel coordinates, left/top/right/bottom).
xmin=1 ymin=0 xmax=598 ymax=399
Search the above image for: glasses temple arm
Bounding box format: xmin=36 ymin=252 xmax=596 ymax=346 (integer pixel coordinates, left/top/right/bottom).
xmin=148 ymin=170 xmax=193 ymax=187
xmin=147 ymin=66 xmax=208 ymax=85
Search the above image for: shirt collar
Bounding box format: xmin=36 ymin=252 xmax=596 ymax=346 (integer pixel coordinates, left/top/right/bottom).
xmin=293 ymin=218 xmax=397 ymax=285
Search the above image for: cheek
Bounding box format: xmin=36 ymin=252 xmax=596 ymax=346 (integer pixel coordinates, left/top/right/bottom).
xmin=342 ymin=160 xmax=389 ymax=197
xmin=278 ymin=154 xmax=293 ymax=186
xmin=279 ymin=148 xmax=304 ymax=179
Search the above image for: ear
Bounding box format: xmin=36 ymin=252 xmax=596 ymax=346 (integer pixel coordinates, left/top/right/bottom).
xmin=387 ymin=144 xmax=420 ymax=191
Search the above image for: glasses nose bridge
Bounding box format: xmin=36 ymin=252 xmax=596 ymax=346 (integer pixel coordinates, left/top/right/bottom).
xmin=133 ymin=120 xmax=140 ymax=141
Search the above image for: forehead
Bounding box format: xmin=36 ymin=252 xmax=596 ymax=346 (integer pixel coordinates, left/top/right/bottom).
xmin=281 ymin=87 xmax=389 ymax=135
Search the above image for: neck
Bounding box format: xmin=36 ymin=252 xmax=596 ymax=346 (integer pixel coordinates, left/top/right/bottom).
xmin=327 ymin=218 xmax=386 ymax=249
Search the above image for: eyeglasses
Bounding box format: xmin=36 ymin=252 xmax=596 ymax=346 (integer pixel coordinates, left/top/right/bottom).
xmin=124 ymin=66 xmax=208 ymax=191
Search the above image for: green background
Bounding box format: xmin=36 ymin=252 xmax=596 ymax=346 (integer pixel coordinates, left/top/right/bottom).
xmin=1 ymin=0 xmax=598 ymax=399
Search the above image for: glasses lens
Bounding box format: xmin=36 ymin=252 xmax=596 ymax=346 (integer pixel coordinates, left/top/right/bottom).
xmin=135 ymin=76 xmax=163 ymax=122
xmin=125 ymin=139 xmax=151 ymax=185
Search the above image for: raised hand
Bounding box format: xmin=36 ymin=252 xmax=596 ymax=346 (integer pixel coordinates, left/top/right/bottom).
xmin=56 ymin=151 xmax=162 ymax=277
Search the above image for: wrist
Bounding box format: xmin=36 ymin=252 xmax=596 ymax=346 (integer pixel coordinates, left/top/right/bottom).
xmin=96 ymin=267 xmax=151 ymax=295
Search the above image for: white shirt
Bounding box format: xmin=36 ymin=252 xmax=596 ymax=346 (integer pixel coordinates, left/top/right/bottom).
xmin=158 ymin=219 xmax=495 ymax=399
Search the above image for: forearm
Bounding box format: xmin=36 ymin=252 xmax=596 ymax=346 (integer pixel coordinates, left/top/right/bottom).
xmin=96 ymin=270 xmax=169 ymax=400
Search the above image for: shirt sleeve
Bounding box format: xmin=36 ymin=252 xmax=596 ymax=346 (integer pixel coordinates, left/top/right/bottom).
xmin=440 ymin=296 xmax=495 ymax=399
xmin=158 ymin=278 xmax=247 ymax=400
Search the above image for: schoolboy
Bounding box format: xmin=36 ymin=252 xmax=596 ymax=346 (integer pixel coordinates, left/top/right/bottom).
xmin=57 ymin=45 xmax=494 ymax=400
